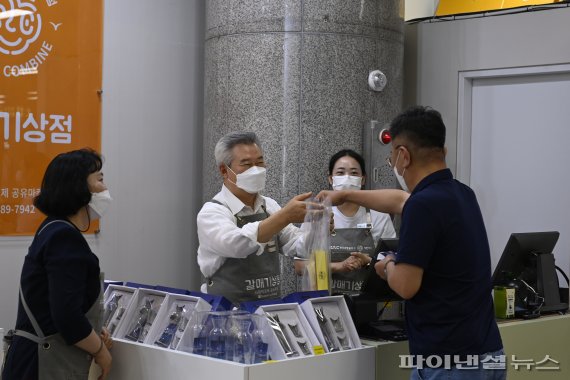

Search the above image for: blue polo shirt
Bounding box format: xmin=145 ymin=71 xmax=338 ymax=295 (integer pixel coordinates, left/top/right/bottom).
xmin=396 ymin=169 xmax=502 ymax=356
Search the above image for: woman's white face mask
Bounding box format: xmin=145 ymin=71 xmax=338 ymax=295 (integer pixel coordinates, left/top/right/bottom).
xmin=88 ymin=190 xmax=113 ymax=220
xmin=227 ymin=165 xmax=267 ymax=194
xmin=332 ymin=175 xmax=362 ymax=191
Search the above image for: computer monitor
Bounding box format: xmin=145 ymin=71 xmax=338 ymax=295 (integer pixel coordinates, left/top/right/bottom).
xmin=375 ymin=238 xmax=399 ymax=256
xmin=492 ymin=231 xmax=567 ymax=314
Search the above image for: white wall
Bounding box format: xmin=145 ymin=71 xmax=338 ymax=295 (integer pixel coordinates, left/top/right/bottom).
xmin=0 ymin=0 xmax=205 ymax=330
xmin=405 ymin=0 xmax=439 ymax=21
xmin=468 ymin=69 xmax=570 ymax=274
xmin=405 ymin=7 xmax=570 ymax=174
xmin=404 ymin=8 xmax=570 ymax=272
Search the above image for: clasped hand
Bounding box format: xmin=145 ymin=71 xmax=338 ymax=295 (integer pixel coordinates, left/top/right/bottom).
xmin=101 ymin=327 xmax=113 ymax=350
xmin=335 ymin=252 xmax=371 ymax=273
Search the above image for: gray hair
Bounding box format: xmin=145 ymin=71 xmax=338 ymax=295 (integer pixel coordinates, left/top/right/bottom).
xmin=214 ymin=131 xmax=262 ymax=167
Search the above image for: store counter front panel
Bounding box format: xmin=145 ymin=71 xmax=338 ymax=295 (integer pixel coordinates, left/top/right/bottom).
xmin=107 ymin=339 xmax=375 ymax=380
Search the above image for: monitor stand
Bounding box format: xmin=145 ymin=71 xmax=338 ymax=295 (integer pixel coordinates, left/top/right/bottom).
xmin=536 ymin=253 xmax=568 ymax=313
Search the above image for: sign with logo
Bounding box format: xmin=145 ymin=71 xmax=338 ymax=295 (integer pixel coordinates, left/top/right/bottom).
xmin=0 ymin=0 xmax=102 ymax=235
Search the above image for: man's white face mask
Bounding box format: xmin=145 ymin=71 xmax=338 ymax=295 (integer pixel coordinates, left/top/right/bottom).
xmin=227 ymin=165 xmax=267 ymax=194
xmin=332 ymin=175 xmax=362 ymax=191
xmin=393 ymin=150 xmax=410 ymax=193
xmin=88 ymin=190 xmax=113 ymax=220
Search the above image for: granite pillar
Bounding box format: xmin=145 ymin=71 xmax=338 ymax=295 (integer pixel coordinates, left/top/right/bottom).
xmin=203 ymin=0 xmax=404 ymax=296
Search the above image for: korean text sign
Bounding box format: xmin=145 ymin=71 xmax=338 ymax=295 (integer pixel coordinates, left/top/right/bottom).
xmin=0 ymin=0 xmax=102 ymax=235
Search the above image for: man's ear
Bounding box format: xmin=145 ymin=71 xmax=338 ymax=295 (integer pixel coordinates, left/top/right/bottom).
xmin=219 ymin=164 xmax=228 ymax=179
xmin=402 ymin=147 xmax=412 ymax=168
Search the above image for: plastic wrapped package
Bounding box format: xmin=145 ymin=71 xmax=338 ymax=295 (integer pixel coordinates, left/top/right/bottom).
xmin=254 ymin=303 xmax=321 ymax=361
xmin=102 ymin=285 xmax=136 ymax=337
xmin=300 ymin=295 xmax=362 ymax=353
xmin=116 ymin=289 xmax=167 ymax=343
xmin=144 ymin=294 xmax=211 ymax=350
xmin=178 ymin=310 xmax=270 ymax=364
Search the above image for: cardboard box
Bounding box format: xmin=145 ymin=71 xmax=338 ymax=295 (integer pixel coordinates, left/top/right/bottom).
xmin=145 ymin=293 xmax=211 ymax=350
xmin=115 ymin=288 xmax=168 ymax=343
xmin=301 ymin=295 xmax=362 ymax=352
xmin=102 ymin=285 xmax=137 ymax=337
xmin=255 ymin=303 xmax=321 ymax=360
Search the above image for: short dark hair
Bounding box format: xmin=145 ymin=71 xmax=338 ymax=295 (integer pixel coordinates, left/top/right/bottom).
xmin=34 ymin=148 xmax=103 ymax=218
xmin=389 ymin=106 xmax=446 ymax=149
xmin=328 ymin=149 xmax=366 ymax=177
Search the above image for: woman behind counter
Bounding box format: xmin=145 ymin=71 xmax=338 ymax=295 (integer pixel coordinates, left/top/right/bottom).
xmin=2 ymin=149 xmax=113 ymax=380
xmin=296 ymin=149 xmax=396 ymax=295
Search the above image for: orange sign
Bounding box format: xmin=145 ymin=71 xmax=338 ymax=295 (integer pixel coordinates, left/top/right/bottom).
xmin=437 ymin=0 xmax=565 ymax=16
xmin=0 ymin=0 xmax=103 ymax=235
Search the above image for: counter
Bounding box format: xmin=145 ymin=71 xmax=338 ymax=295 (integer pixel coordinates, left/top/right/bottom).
xmin=107 ymin=340 xmax=375 ymax=380
xmin=362 ymin=313 xmax=570 ymax=379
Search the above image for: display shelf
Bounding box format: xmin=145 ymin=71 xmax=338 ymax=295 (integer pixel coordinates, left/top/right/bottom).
xmin=108 ymin=338 xmax=375 ymax=380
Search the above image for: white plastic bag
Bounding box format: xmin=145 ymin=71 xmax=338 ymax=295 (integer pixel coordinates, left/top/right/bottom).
xmin=300 ymin=198 xmax=332 ymax=293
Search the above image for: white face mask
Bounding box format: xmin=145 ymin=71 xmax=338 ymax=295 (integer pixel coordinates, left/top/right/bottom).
xmin=88 ymin=190 xmax=113 ymax=220
xmin=393 ymin=150 xmax=410 ymax=193
xmin=332 ymin=175 xmax=362 ymax=191
xmin=227 ymin=165 xmax=266 ymax=194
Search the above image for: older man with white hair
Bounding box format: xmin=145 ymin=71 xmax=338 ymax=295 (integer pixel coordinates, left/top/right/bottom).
xmin=197 ymin=131 xmax=311 ymax=304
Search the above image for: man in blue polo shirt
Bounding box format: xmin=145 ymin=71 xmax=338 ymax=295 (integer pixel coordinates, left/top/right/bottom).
xmin=319 ymin=106 xmax=504 ymax=380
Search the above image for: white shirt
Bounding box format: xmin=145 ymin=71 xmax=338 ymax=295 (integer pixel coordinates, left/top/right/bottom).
xmin=331 ymin=206 xmax=396 ymax=246
xmin=295 ymin=206 xmax=396 ymax=259
xmin=197 ymin=185 xmax=302 ymax=292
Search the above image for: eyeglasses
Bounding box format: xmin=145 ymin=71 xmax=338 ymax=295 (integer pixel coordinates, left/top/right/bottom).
xmin=386 ymin=145 xmax=405 ymax=168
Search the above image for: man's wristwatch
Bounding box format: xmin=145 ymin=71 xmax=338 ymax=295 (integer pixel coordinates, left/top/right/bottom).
xmin=384 ymin=258 xmax=396 ymax=277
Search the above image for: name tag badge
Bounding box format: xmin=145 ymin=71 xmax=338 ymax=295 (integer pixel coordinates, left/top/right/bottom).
xmin=356 ymin=223 xmax=372 ymax=229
